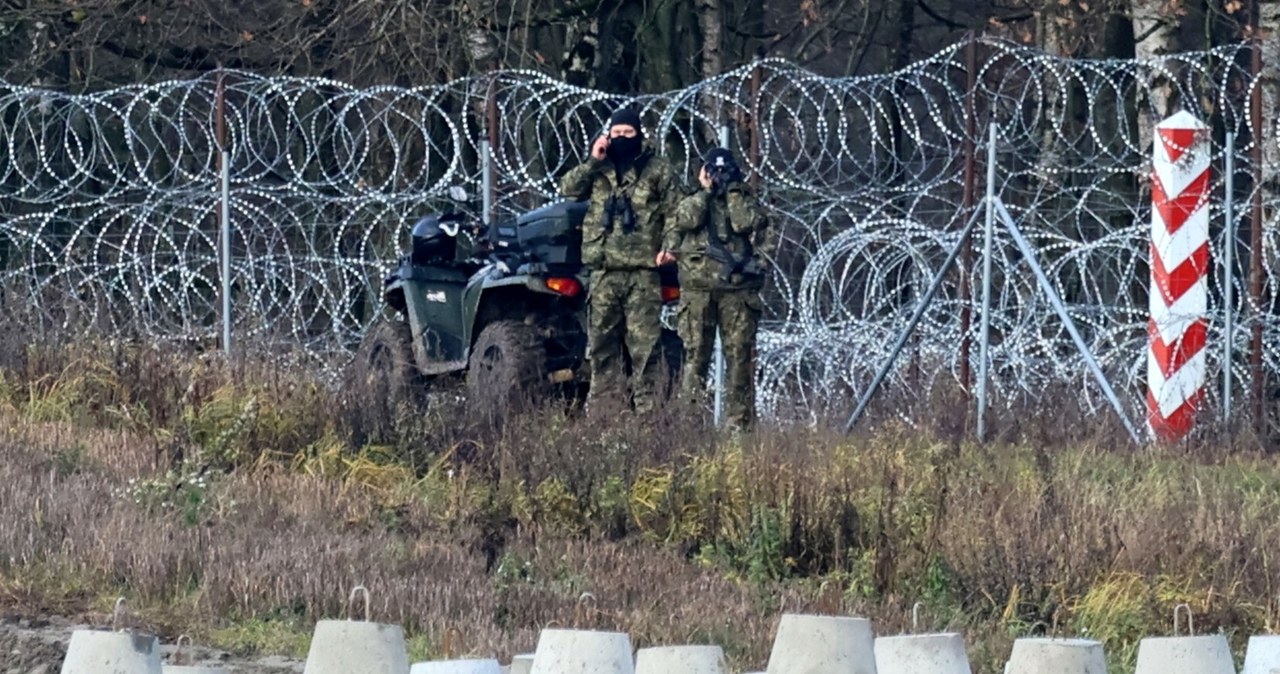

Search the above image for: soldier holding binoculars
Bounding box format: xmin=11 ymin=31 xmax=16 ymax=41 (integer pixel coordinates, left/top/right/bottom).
xmin=662 ymin=148 xmax=773 ymax=430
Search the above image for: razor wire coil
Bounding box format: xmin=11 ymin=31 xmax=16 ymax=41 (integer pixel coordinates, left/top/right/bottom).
xmin=1 ymin=36 xmax=1279 ymax=420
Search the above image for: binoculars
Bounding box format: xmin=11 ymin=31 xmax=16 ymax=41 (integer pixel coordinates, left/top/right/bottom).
xmin=603 ymin=193 xmax=637 ymax=233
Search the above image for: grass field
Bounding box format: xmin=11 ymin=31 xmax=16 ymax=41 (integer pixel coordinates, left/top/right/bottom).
xmin=1 ymin=318 xmax=1278 ymax=673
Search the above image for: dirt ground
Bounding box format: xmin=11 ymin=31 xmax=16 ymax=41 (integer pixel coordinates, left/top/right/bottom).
xmin=0 ymin=615 xmax=304 ymax=674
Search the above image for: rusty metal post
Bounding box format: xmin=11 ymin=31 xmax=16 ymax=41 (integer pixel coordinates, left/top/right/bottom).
xmin=958 ymin=33 xmax=979 ymax=396
xmin=484 ymin=72 xmax=499 ymax=226
xmin=1249 ymin=33 xmax=1265 ymax=434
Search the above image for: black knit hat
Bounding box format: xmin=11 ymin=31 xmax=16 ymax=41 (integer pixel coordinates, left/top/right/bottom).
xmin=703 ymin=147 xmax=737 ymax=170
xmin=608 ymin=106 xmax=644 ymax=135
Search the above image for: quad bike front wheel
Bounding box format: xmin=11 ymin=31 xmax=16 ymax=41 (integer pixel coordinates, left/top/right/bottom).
xmin=352 ymin=319 xmax=420 ymax=401
xmin=345 ymin=319 xmax=424 ymax=442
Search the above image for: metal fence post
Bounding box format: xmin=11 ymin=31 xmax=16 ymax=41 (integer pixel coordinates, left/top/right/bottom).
xmin=485 ymin=73 xmax=498 ymax=226
xmin=958 ymin=32 xmax=979 ymax=395
xmin=1223 ymin=131 xmax=1235 ymax=421
xmin=215 ymin=66 xmax=232 ymax=354
xmin=711 ymin=124 xmax=731 ymax=427
xmin=481 ymin=140 xmax=493 ymax=226
xmin=976 ymin=122 xmax=998 ymax=441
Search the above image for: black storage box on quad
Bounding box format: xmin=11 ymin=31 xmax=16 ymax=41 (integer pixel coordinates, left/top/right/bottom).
xmin=491 ymin=200 xmax=586 ymax=266
xmin=410 ymin=214 xmax=463 ymax=264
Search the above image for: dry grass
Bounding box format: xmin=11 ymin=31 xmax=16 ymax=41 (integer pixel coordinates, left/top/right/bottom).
xmin=1 ymin=312 xmax=1280 ymax=672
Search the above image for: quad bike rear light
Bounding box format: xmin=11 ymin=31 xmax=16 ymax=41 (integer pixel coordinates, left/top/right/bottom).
xmin=545 ymin=277 xmax=582 ymax=297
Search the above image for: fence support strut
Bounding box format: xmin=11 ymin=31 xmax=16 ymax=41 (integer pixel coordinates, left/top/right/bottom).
xmin=844 ymin=207 xmax=984 ymax=434
xmin=846 ymin=195 xmax=1142 ymax=447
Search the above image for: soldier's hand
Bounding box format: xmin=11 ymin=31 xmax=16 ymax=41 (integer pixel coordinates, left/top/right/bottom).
xmin=698 ymin=166 xmax=713 ymax=189
xmin=591 ymin=135 xmax=609 ymax=161
xmin=656 ymin=251 xmax=676 ymax=266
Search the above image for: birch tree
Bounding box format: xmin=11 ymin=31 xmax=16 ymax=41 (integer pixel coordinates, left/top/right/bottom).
xmin=1132 ymin=0 xmax=1183 ymax=153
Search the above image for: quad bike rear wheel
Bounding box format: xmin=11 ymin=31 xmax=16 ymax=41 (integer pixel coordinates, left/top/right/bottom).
xmin=467 ymin=320 xmax=546 ymax=422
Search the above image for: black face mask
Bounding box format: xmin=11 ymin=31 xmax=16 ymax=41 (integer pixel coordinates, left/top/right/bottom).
xmin=606 ymin=136 xmax=643 ymax=166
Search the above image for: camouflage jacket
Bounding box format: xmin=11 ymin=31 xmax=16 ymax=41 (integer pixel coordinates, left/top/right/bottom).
xmin=558 ymin=147 xmax=679 ymax=271
xmin=669 ymin=182 xmax=773 ymax=289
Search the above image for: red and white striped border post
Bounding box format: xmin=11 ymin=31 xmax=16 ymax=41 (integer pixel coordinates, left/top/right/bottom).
xmin=1148 ymin=111 xmax=1211 ymax=442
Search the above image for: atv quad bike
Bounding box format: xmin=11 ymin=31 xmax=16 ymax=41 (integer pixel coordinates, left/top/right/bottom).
xmin=355 ymin=187 xmax=682 ymax=420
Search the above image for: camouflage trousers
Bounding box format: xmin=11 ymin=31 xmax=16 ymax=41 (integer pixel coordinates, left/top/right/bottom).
xmin=586 ymin=269 xmax=663 ymax=413
xmin=677 ymin=287 xmax=762 ymax=429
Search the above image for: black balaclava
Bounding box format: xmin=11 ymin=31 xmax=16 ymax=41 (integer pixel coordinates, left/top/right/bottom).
xmin=606 ymin=107 xmax=644 ymax=168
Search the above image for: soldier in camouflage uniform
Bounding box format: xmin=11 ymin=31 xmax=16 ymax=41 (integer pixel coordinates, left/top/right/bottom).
xmin=663 ymin=148 xmax=773 ymax=429
xmin=560 ymin=107 xmax=680 ymax=414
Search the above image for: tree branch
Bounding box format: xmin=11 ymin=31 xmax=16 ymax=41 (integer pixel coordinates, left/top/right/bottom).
xmin=479 ymin=0 xmax=605 ymax=32
xmin=1133 ymin=18 xmax=1172 ymax=44
xmin=725 ymin=24 xmax=779 ymax=40
xmin=993 ymin=11 xmax=1035 ymax=22
xmin=99 ymin=39 xmax=274 ymax=72
xmin=915 ymin=0 xmax=967 ymax=29
xmin=791 ymin=0 xmax=855 ymax=61
xmin=849 ymin=6 xmax=884 ymax=74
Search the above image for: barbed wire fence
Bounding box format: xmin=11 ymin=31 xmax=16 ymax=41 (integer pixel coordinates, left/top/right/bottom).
xmin=1 ymin=35 xmax=1277 ymax=426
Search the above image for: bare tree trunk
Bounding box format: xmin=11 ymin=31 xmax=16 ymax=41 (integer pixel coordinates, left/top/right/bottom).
xmin=1035 ymin=6 xmax=1075 ymax=191
xmin=643 ymin=0 xmax=689 ymax=92
xmin=697 ymin=0 xmax=724 ymax=144
xmin=697 ymin=0 xmax=722 ymax=80
xmin=457 ymin=0 xmax=500 ymax=69
xmin=560 ymin=17 xmax=600 ymax=88
xmin=1260 ymin=0 xmax=1280 ymax=185
xmin=1100 ymin=15 xmax=1142 ymax=304
xmin=1256 ymin=0 xmax=1279 ymax=375
xmin=1036 ymin=1 xmax=1079 ymax=57
xmin=1132 ymin=0 xmax=1180 ymax=148
xmin=23 ymin=19 xmax=51 ymax=86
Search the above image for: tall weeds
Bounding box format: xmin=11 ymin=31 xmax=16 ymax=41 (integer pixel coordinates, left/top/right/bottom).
xmin=1 ymin=309 xmax=1278 ymax=672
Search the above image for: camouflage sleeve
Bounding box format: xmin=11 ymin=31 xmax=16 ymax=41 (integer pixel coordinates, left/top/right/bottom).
xmin=674 ymin=191 xmax=710 ymax=232
xmin=728 ymin=189 xmax=775 ymax=259
xmin=559 ymin=158 xmax=604 ymax=200
xmin=753 ymin=207 xmax=777 ymax=261
xmin=652 ymin=160 xmax=682 ymax=251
